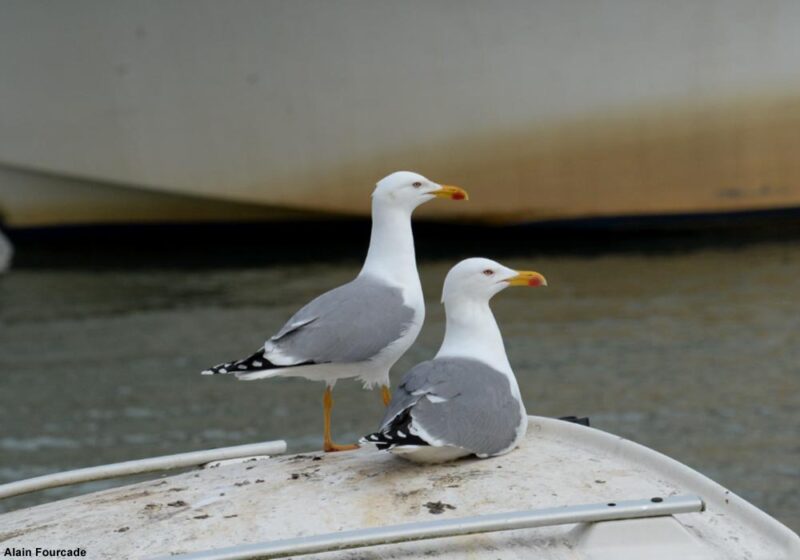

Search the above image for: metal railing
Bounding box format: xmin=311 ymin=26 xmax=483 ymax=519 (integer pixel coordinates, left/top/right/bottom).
xmin=159 ymin=494 xmax=704 ymax=560
xmin=0 ymin=440 xmax=287 ymax=500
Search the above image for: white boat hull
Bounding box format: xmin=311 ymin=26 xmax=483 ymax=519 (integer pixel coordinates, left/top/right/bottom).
xmin=2 ymin=1 xmax=800 ymax=226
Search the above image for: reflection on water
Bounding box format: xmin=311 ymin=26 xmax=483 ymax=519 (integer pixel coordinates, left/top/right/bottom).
xmin=1 ymin=241 xmax=798 ymax=531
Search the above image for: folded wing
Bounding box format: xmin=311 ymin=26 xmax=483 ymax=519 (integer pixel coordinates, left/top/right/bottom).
xmin=265 ymin=274 xmax=416 ymax=366
xmin=377 ymin=358 xmax=523 ymax=456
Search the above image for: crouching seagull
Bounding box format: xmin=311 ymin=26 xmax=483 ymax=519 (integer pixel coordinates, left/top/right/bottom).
xmin=362 ymin=258 xmax=546 ymax=462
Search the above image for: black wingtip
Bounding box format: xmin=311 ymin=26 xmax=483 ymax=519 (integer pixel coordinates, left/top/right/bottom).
xmin=361 ymin=409 xmax=429 ymax=450
xmin=360 ymin=431 xmax=395 ymax=450
xmin=202 ymin=348 xmax=275 ymax=376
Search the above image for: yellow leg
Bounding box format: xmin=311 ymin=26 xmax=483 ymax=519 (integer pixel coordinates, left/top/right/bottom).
xmin=381 ymin=385 xmax=392 ymax=407
xmin=323 ymin=387 xmax=358 ymax=452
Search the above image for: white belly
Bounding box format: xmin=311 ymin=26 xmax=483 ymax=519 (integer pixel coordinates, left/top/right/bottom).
xmin=390 ymin=444 xmax=472 ymax=464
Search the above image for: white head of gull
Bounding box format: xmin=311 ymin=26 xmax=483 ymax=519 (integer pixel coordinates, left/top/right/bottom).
xmin=361 ymin=171 xmax=467 ymax=284
xmin=362 ymin=257 xmax=547 ymax=463
xmin=202 ymin=171 xmax=468 ymax=452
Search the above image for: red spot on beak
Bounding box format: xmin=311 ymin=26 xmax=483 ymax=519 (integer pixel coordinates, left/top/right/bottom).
xmin=528 ymin=277 xmax=542 ymax=287
xmin=452 ymin=192 xmax=465 ymax=200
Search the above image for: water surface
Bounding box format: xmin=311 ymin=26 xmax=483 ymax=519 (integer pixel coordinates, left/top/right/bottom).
xmin=1 ymin=242 xmax=798 ymax=531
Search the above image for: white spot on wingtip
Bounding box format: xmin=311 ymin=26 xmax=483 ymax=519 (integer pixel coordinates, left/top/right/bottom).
xmin=201 ymin=370 xmax=214 ymax=375
xmin=253 ymin=361 xmax=263 ymax=367
xmin=396 ymin=430 xmax=406 ymax=438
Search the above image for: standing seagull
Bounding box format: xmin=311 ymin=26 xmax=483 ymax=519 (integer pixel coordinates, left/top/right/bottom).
xmin=362 ymin=258 xmax=546 ymax=462
xmin=202 ymin=172 xmax=468 ymax=451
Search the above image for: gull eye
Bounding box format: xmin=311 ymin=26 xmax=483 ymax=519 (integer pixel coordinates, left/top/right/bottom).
xmin=483 ymin=269 xmax=494 ymax=276
xmin=412 ymin=182 xmax=422 ymax=188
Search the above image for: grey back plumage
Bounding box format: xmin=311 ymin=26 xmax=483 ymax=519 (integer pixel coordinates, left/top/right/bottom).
xmin=381 ymin=358 xmax=523 ymax=456
xmin=269 ymin=274 xmax=416 ymax=364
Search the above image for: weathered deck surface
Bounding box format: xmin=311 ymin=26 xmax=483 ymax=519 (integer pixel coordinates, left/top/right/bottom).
xmin=1 ymin=417 xmax=797 ymax=559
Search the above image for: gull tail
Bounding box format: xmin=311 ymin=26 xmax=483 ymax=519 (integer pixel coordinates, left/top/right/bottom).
xmin=360 ymin=410 xmax=428 ymax=450
xmin=201 ymin=348 xmax=280 ymax=379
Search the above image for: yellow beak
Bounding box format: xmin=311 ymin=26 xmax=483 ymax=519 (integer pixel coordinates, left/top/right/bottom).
xmin=507 ymin=270 xmax=548 ymax=287
xmin=432 ymin=184 xmax=469 ymax=201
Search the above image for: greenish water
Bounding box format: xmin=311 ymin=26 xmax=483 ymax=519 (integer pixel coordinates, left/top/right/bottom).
xmin=0 ymin=242 xmax=798 ymax=532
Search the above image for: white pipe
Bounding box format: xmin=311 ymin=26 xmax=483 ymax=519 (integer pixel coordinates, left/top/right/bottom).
xmin=0 ymin=440 xmax=287 ymax=500
xmin=160 ymin=495 xmax=704 ymax=560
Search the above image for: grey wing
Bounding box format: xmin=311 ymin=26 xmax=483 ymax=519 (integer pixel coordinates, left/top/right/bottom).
xmin=380 ymin=360 xmax=453 ymax=426
xmin=382 ymin=358 xmax=522 ymax=456
xmin=266 ymin=275 xmax=416 ymax=365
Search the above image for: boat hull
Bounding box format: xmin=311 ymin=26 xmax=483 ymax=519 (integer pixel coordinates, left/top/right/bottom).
xmin=2 ymin=1 xmax=800 ymax=227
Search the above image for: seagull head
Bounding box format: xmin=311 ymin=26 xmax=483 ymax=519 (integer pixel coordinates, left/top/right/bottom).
xmin=372 ymin=171 xmax=468 ymax=212
xmin=441 ymin=257 xmax=547 ymax=304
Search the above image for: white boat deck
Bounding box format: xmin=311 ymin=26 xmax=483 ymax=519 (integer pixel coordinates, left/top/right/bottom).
xmin=0 ymin=417 xmax=797 ymax=559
